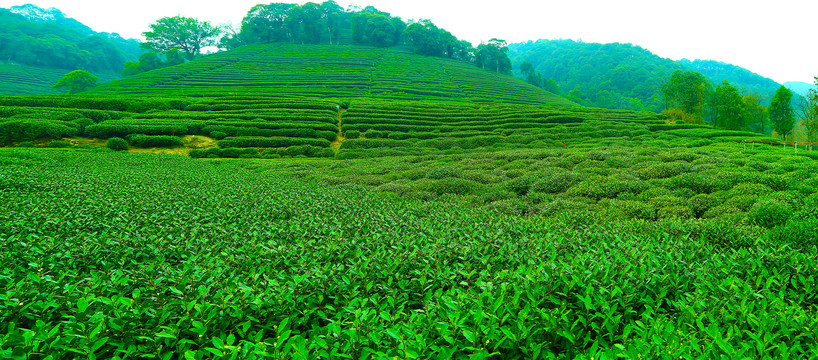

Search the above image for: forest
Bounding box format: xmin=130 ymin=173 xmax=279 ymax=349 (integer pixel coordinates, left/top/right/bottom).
xmin=508 ymin=40 xmax=791 ymax=112
xmin=0 ymin=8 xmax=139 ymax=73
xmin=123 ymin=1 xmax=512 ymax=77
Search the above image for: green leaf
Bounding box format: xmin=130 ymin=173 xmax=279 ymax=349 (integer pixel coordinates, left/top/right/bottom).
xmin=463 ymin=329 xmax=475 ymax=343
xmin=77 ymin=298 xmax=89 ymax=313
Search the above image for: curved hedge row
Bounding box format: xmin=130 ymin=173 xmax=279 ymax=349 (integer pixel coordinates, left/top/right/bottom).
xmin=0 ymin=120 xmax=78 ymax=145
xmin=217 ymin=136 xmax=332 ymax=148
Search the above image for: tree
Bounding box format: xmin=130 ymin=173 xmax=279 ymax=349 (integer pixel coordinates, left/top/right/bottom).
xmin=218 ymin=23 xmax=246 ymax=50
xmin=53 ymin=69 xmax=97 ymax=94
xmin=797 ymin=82 xmax=818 ymax=145
xmin=121 ymin=50 xmax=184 ymax=76
xmin=142 ymin=16 xmax=220 ymax=60
xmin=661 ymin=70 xmax=710 ymax=123
xmin=321 ymin=1 xmax=344 ymax=45
xmin=711 ymin=80 xmax=745 ymax=130
xmin=770 ymin=85 xmax=795 ymax=140
xmin=351 ymin=11 xmax=401 ymax=47
xmin=476 ymin=39 xmax=511 ymax=75
xmin=743 ymin=94 xmax=768 ymax=135
xmin=405 ymin=20 xmax=447 ymax=56
xmin=241 ymin=4 xmax=295 ymax=43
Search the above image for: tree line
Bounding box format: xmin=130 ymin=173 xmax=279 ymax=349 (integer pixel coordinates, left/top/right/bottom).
xmin=128 ymin=1 xmax=512 ymax=76
xmin=662 ymin=70 xmax=818 ymax=142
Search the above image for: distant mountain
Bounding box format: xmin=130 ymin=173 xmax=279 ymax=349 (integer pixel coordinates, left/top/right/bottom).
xmin=678 ymin=59 xmax=780 ymax=102
xmin=0 ymin=4 xmax=147 ymax=95
xmin=508 ymin=39 xmax=683 ymax=112
xmin=9 ymin=4 xmax=94 ymax=35
xmin=509 ymin=40 xmax=786 ymax=112
xmin=2 ymin=4 xmax=143 ymax=66
xmin=784 ymin=81 xmax=817 ymax=97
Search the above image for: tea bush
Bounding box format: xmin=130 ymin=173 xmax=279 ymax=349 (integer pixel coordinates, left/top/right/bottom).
xmin=748 ymin=199 xmax=793 ymax=228
xmin=46 ymin=140 xmax=71 ymax=148
xmin=106 ymin=137 xmax=128 ymax=151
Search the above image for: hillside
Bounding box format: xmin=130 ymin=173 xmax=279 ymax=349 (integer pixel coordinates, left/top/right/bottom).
xmin=508 ymin=39 xmax=683 ymax=111
xmin=0 ymin=63 xmax=121 ymax=96
xmin=678 ymin=59 xmax=781 ymax=101
xmin=0 ymin=4 xmax=141 ymax=95
xmin=785 ymin=80 xmax=817 ymax=97
xmin=90 ymin=43 xmax=573 ymax=106
xmin=509 ymin=39 xmax=787 ymax=112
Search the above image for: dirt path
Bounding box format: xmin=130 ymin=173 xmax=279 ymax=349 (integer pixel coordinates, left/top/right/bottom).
xmin=330 ymin=109 xmax=347 ymax=154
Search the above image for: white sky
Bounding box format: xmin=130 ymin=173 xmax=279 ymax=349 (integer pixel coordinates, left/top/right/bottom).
xmin=2 ymin=0 xmax=816 ymax=84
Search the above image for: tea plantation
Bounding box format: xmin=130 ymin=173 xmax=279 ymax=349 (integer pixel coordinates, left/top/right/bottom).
xmin=1 ymin=149 xmax=817 ymax=359
xmin=0 ymin=63 xmax=120 ymax=96
xmin=1 ymin=42 xmax=818 ymax=359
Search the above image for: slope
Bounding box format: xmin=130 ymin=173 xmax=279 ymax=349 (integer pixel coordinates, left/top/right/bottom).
xmin=90 ymin=43 xmax=574 ymax=106
xmin=785 ymin=81 xmax=817 ymax=97
xmin=0 ymin=5 xmax=141 ymax=95
xmin=0 ymin=63 xmax=120 ymax=96
xmin=508 ymin=39 xmax=683 ymax=111
xmin=678 ymin=59 xmax=781 ymax=101
xmin=509 ymin=39 xmax=789 ymax=112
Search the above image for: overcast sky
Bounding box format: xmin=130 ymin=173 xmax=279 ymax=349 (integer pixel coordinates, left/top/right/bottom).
xmin=2 ymin=0 xmax=816 ymax=84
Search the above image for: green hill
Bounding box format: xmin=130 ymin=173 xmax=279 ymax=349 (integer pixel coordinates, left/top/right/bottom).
xmin=508 ymin=39 xmax=682 ymax=111
xmin=0 ymin=4 xmax=141 ymax=95
xmin=509 ymin=39 xmax=788 ymax=111
xmin=90 ymin=43 xmax=572 ymax=106
xmin=678 ymin=59 xmax=781 ymax=101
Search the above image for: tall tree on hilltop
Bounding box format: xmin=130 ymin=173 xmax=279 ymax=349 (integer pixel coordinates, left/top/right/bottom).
xmin=321 ymin=1 xmax=344 ymax=45
xmin=661 ymin=70 xmax=710 ymax=123
xmin=53 ymin=69 xmax=97 ymax=94
xmin=769 ymin=85 xmax=795 ymax=140
xmin=711 ymin=80 xmax=746 ymax=130
xmin=476 ymin=39 xmax=511 ymax=75
xmin=142 ymin=16 xmax=220 ymax=60
xmin=241 ymin=4 xmax=296 ymax=43
xmin=743 ymin=94 xmax=768 ymax=135
xmin=797 ymin=79 xmax=818 ymax=144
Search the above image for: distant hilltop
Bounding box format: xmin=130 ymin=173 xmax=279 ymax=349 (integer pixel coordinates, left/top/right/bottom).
xmin=784 ymin=81 xmax=817 ymax=97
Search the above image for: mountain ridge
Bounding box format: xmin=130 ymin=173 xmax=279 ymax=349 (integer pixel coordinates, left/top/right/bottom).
xmin=509 ymin=39 xmax=790 ymax=112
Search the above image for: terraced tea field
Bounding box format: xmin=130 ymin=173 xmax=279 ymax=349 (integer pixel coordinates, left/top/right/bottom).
xmin=87 ymin=44 xmax=571 ymax=106
xmin=0 ymin=63 xmax=120 ymax=96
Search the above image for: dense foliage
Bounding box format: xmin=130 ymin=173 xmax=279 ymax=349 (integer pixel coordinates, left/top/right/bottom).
xmin=0 ymin=8 xmax=136 ymax=73
xmin=142 ymin=16 xmax=220 ymax=61
xmin=509 ymin=40 xmax=789 ymax=116
xmin=679 ymin=59 xmax=782 ymax=102
xmin=508 ymin=40 xmax=683 ymax=111
xmin=217 ymin=2 xmax=510 ymax=76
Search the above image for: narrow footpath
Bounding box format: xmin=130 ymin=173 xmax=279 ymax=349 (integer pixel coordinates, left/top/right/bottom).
xmin=330 ymin=108 xmax=346 ymax=154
